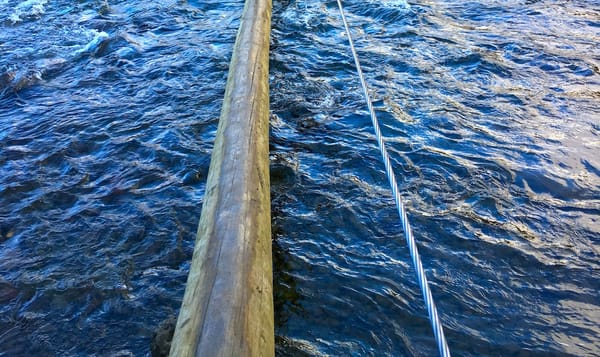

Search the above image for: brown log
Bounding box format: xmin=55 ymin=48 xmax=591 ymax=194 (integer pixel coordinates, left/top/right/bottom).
xmin=169 ymin=0 xmax=273 ymax=355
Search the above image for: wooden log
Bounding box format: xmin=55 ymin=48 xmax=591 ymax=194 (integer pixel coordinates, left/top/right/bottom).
xmin=169 ymin=0 xmax=273 ymax=355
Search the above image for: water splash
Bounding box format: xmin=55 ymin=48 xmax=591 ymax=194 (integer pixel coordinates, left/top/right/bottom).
xmin=73 ymin=29 xmax=110 ymax=56
xmin=7 ymin=0 xmax=48 ymax=23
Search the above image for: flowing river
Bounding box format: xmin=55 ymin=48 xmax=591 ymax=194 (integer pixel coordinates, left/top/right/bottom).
xmin=1 ymin=0 xmax=598 ymax=355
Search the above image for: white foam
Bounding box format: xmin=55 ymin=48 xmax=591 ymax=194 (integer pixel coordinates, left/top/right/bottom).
xmin=380 ymin=0 xmax=410 ymax=8
xmin=364 ymin=0 xmax=410 ymax=11
xmin=74 ymin=29 xmax=110 ymax=56
xmin=8 ymin=0 xmax=48 ymax=23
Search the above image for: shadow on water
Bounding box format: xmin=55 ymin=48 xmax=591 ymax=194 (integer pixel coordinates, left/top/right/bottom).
xmin=271 ymin=153 xmax=304 ymax=330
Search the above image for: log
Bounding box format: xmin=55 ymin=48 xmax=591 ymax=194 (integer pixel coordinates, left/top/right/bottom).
xmin=169 ymin=0 xmax=273 ymax=355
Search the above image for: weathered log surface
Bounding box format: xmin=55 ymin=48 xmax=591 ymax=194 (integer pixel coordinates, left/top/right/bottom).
xmin=169 ymin=0 xmax=273 ymax=355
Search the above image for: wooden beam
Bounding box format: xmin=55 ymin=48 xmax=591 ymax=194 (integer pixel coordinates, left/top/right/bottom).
xmin=169 ymin=0 xmax=273 ymax=355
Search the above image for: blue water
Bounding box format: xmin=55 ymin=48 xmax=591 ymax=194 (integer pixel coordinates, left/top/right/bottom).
xmin=1 ymin=0 xmax=599 ymax=355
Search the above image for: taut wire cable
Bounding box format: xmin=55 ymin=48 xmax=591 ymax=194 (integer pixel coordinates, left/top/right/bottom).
xmin=334 ymin=0 xmax=451 ymax=355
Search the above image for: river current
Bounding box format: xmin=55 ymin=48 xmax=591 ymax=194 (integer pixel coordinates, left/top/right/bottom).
xmin=0 ymin=0 xmax=598 ymax=356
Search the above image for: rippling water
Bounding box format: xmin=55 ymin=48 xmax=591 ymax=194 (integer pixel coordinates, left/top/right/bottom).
xmin=0 ymin=0 xmax=241 ymax=354
xmin=270 ymin=0 xmax=599 ymax=356
xmin=1 ymin=0 xmax=598 ymax=355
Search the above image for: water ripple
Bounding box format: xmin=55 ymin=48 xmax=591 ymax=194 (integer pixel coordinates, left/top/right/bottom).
xmin=271 ymin=0 xmax=599 ymax=355
xmin=0 ymin=0 xmax=242 ymax=354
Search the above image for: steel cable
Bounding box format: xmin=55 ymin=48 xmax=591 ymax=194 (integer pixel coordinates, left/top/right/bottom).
xmin=334 ymin=1 xmax=451 ymax=355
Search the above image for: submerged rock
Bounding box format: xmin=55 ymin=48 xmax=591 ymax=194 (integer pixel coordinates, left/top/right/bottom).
xmin=150 ymin=315 xmax=177 ymax=357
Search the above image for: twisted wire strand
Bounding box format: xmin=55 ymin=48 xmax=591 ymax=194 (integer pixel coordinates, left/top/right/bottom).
xmin=334 ymin=1 xmax=451 ymax=355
